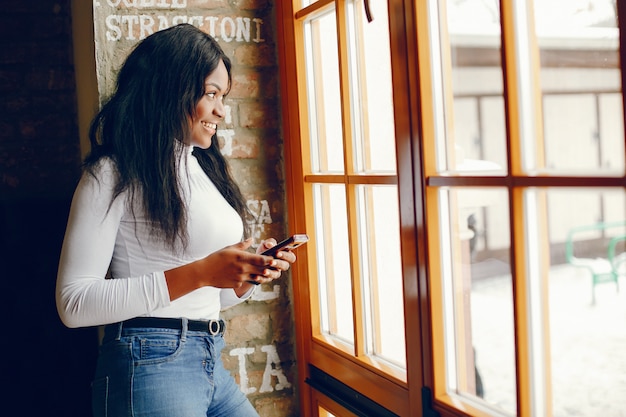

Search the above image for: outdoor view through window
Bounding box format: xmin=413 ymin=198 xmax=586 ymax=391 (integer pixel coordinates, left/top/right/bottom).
xmin=432 ymin=0 xmax=625 ymax=416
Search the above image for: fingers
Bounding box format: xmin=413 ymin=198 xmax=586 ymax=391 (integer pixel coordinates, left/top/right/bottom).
xmin=260 ymin=238 xmax=277 ymax=253
xmin=275 ymin=249 xmax=297 ymax=264
xmin=247 ymin=266 xmax=282 ymax=286
xmin=235 ymin=237 xmax=255 ymax=251
xmin=224 ymin=238 xmax=298 ymax=287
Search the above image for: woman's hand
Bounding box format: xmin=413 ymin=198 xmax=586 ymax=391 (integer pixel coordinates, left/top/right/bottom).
xmin=164 ymin=237 xmax=296 ymax=300
xmin=164 ymin=238 xmax=272 ymax=300
xmin=250 ymin=237 xmax=297 ymax=283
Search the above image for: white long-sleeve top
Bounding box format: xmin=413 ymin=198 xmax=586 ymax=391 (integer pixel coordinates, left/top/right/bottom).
xmin=56 ymin=146 xmax=252 ymax=328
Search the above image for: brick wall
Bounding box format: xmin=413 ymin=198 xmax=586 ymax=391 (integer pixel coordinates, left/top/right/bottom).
xmin=90 ymin=1 xmax=297 ymax=416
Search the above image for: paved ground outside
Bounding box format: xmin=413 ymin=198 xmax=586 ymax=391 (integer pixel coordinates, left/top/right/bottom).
xmin=470 ymin=262 xmax=626 ymax=417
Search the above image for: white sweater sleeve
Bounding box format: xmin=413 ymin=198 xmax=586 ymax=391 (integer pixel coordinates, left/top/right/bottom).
xmin=56 ymin=166 xmax=170 ymax=328
xmin=220 ymin=286 xmax=256 ymax=310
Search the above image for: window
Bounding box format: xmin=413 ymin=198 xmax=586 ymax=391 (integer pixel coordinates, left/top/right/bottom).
xmin=277 ymin=0 xmax=626 ymax=416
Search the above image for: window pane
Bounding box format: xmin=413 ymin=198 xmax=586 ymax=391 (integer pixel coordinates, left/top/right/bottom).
xmin=347 ymin=0 xmax=397 ymax=173
xmin=440 ymin=187 xmax=516 ymax=413
xmin=540 ymin=188 xmax=626 ymax=415
xmin=436 ymin=0 xmax=507 ymax=175
xmin=533 ymin=0 xmax=623 ymax=175
xmin=317 ymin=397 xmax=359 ymax=417
xmin=305 ymin=10 xmax=345 ymax=173
xmin=357 ymin=185 xmax=405 ymax=368
xmin=314 ymin=184 xmax=354 ymax=346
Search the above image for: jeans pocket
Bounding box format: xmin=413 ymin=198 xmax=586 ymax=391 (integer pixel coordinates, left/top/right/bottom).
xmin=131 ymin=333 xmax=184 ymax=365
xmin=91 ymin=376 xmax=109 ymax=417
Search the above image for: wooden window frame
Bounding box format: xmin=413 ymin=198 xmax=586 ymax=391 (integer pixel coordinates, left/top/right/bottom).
xmin=277 ymin=0 xmax=422 ymax=416
xmin=277 ymin=0 xmax=626 ymax=416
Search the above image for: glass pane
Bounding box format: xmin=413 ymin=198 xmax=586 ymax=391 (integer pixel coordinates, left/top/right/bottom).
xmin=318 ymin=402 xmax=358 ymax=417
xmin=314 ymin=184 xmax=354 ymax=346
xmin=538 ymin=188 xmax=626 ymax=416
xmin=440 ymin=187 xmax=516 ymax=414
xmin=533 ymin=0 xmax=623 ymax=175
xmin=357 ymin=185 xmax=405 ymax=368
xmin=304 ymin=10 xmax=345 ymax=173
xmin=435 ymin=0 xmax=507 ymax=175
xmin=347 ymin=0 xmax=397 ymax=173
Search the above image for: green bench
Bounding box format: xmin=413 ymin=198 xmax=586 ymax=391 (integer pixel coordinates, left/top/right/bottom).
xmin=565 ymin=221 xmax=626 ymax=304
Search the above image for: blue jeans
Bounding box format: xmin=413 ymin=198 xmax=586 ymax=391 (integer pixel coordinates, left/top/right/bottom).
xmin=92 ymin=319 xmax=259 ymax=417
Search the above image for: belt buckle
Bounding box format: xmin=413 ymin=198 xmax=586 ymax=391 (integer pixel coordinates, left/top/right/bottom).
xmin=208 ymin=320 xmax=221 ymax=336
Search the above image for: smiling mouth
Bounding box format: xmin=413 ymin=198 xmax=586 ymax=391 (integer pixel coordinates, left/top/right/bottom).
xmin=201 ymin=122 xmax=217 ymax=130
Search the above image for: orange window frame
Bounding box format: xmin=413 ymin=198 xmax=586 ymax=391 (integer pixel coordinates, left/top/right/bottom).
xmin=277 ymin=0 xmax=626 ymax=417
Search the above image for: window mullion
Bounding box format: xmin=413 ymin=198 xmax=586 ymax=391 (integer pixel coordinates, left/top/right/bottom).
xmin=334 ymin=0 xmax=366 ymax=358
xmin=501 ymin=0 xmax=551 ymax=416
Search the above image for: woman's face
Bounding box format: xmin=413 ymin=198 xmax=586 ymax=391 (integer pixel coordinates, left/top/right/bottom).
xmin=189 ymin=59 xmax=229 ymax=149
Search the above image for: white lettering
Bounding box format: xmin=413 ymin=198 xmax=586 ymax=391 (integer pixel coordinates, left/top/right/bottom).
xmin=236 ymin=17 xmax=250 ymax=43
xmin=230 ymin=345 xmax=292 ymax=395
xmin=121 ymin=15 xmax=140 ymax=40
xmin=105 ymin=15 xmax=122 ymax=41
xmin=139 ymin=15 xmax=155 ymax=39
xmin=260 ymin=345 xmax=292 ymax=393
xmin=221 ymin=17 xmax=236 ymax=42
xmin=257 ymin=200 xmax=272 ymax=225
xmin=218 ymin=129 xmax=235 ymax=157
xmin=247 ymin=200 xmax=272 ymax=225
xmin=157 ymin=15 xmax=169 ymax=31
xmin=246 ymin=200 xmax=273 ymax=243
xmin=224 ymin=104 xmax=232 ymax=125
xmin=229 ymin=347 xmax=257 ymax=394
xmin=252 ymin=18 xmax=264 ymax=43
xmin=204 ymin=16 xmax=219 ymax=38
xmin=103 ymin=14 xmax=266 ymax=43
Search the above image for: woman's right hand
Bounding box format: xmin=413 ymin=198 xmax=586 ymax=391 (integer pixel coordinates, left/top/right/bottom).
xmin=163 ymin=238 xmax=278 ymax=300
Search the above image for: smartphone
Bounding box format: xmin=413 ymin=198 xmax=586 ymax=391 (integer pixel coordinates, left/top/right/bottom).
xmin=248 ymin=234 xmax=309 ymax=285
xmin=261 ymin=234 xmax=309 ymax=257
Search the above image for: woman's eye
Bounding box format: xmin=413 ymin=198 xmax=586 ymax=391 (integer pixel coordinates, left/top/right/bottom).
xmin=206 ymin=92 xmax=216 ymax=98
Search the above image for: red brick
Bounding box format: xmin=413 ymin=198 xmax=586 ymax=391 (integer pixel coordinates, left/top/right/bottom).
xmin=231 ymin=0 xmax=270 ymax=10
xmin=255 ymin=395 xmax=297 ymax=417
xmin=234 ymin=43 xmax=276 ymax=67
xmin=230 ymin=132 xmax=261 ymax=159
xmin=230 ymin=70 xmax=278 ymax=99
xmin=224 ymin=312 xmax=271 ymax=344
xmin=238 ymin=102 xmax=279 ymax=129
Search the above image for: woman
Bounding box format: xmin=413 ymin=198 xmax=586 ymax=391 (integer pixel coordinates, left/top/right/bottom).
xmin=56 ymin=24 xmax=294 ymax=417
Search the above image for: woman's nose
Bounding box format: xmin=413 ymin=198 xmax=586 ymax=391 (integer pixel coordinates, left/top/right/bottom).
xmin=214 ymin=97 xmax=225 ymax=118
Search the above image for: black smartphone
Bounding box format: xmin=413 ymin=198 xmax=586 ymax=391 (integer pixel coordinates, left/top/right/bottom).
xmin=261 ymin=234 xmax=309 ymax=257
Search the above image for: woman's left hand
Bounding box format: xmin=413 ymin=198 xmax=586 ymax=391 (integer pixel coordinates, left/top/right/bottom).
xmin=256 ymin=238 xmax=297 ymax=273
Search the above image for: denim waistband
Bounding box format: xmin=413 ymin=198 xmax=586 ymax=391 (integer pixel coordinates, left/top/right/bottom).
xmin=103 ymin=317 xmax=226 ymax=342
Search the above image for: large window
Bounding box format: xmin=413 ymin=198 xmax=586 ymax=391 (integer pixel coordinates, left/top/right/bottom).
xmin=277 ymin=0 xmax=626 ymax=416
